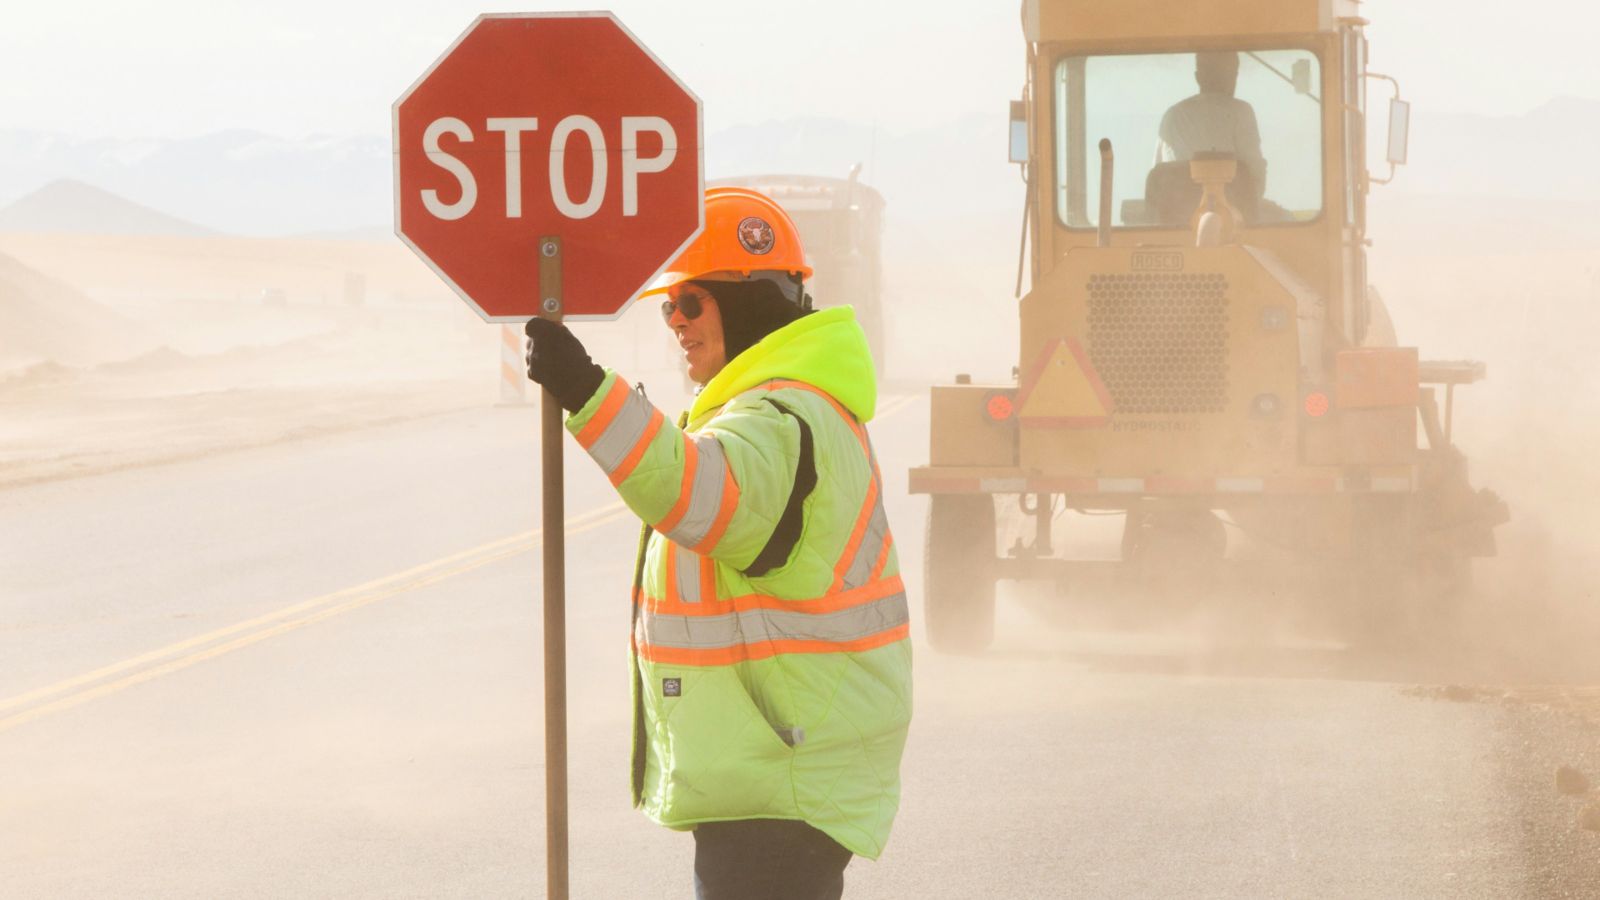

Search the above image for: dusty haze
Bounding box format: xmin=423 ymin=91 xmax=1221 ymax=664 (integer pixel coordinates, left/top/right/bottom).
xmin=4 ymin=2 xmax=1600 ymax=897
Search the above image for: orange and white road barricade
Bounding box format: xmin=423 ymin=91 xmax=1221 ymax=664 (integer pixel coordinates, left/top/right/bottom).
xmin=500 ymin=324 xmax=527 ymax=405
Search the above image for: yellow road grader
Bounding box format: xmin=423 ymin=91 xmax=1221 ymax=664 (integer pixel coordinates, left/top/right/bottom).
xmin=910 ymin=0 xmax=1508 ymax=651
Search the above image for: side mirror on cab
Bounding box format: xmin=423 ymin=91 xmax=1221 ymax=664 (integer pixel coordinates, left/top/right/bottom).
xmin=1366 ymin=72 xmax=1409 ymax=185
xmin=1291 ymin=58 xmax=1313 ymax=95
xmin=1386 ymin=98 xmax=1411 ymax=166
xmin=1008 ymin=100 xmax=1028 ymax=165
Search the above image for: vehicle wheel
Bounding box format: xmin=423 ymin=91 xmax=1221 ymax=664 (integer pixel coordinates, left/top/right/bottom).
xmin=923 ymin=494 xmax=997 ymax=653
xmin=1339 ymin=496 xmax=1469 ymax=648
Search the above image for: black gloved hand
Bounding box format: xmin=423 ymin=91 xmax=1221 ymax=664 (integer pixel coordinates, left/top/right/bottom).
xmin=524 ymin=317 xmax=606 ymax=413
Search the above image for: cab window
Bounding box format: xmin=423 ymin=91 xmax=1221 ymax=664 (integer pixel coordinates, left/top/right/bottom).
xmin=1055 ymin=49 xmax=1324 ymax=229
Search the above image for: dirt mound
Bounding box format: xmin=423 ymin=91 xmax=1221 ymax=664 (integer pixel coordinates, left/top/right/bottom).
xmin=0 ymin=359 xmax=78 ymax=388
xmin=0 ymin=178 xmax=217 ymax=237
xmin=95 ymin=345 xmax=191 ymax=375
xmin=0 ymin=248 xmax=130 ymax=371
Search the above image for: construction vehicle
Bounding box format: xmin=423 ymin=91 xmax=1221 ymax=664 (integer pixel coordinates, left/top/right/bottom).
xmin=710 ymin=170 xmax=886 ymax=370
xmin=910 ymin=0 xmax=1508 ymax=651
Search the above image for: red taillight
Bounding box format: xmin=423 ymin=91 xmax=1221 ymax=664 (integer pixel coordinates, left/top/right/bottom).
xmin=1304 ymin=391 xmax=1330 ymax=418
xmin=985 ymin=393 xmax=1015 ymax=422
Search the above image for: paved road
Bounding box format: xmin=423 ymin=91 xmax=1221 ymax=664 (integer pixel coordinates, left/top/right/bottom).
xmin=3 ymin=394 xmax=1598 ymax=898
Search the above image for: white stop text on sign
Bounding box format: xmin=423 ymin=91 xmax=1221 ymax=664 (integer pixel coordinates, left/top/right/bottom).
xmin=420 ymin=115 xmax=677 ymax=221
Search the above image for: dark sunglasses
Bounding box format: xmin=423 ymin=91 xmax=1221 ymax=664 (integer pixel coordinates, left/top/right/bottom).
xmin=660 ymin=290 xmax=708 ymax=323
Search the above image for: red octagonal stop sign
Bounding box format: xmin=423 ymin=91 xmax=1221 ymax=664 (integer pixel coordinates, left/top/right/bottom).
xmin=394 ymin=13 xmax=703 ymax=321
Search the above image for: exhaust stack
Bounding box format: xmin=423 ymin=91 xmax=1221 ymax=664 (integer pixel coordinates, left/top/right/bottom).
xmin=1097 ymin=138 xmax=1113 ymax=248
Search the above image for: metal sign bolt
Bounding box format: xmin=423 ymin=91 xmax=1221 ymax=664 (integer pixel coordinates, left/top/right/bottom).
xmin=543 ymin=297 xmax=561 ymax=314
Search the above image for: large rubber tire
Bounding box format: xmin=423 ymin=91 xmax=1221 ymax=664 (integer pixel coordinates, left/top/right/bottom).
xmin=1339 ymin=495 xmax=1470 ymax=649
xmin=924 ymin=494 xmax=998 ymax=653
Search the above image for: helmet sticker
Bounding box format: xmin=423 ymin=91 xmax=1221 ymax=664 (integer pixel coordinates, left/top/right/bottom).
xmin=736 ymin=216 xmax=776 ymax=255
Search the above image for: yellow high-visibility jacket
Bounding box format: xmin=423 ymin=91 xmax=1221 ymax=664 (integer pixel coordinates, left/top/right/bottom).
xmin=565 ymin=306 xmax=912 ymax=858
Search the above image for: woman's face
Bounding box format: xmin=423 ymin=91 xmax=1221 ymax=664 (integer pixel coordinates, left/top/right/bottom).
xmin=665 ymin=282 xmax=727 ymax=384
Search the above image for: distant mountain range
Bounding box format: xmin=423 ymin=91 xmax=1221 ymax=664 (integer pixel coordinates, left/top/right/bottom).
xmin=0 ymin=113 xmax=1019 ymax=240
xmin=0 ymin=129 xmax=391 ymax=238
xmin=0 ymin=97 xmax=1592 ymax=239
xmin=1401 ymin=96 xmax=1600 ymax=201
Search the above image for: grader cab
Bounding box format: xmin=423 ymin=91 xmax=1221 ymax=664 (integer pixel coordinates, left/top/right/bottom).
xmin=910 ymin=0 xmax=1507 ymax=651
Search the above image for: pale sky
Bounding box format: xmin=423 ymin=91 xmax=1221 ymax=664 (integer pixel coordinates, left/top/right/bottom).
xmin=2 ymin=0 xmax=1596 ymax=141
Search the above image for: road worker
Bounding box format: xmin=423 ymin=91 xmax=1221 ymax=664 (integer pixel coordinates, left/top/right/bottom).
xmin=523 ymin=186 xmax=912 ymax=900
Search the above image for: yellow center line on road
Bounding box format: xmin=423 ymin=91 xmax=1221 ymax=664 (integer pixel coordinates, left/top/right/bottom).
xmin=3 ymin=392 xmax=925 ymax=735
xmin=0 ymin=501 xmax=632 ymax=735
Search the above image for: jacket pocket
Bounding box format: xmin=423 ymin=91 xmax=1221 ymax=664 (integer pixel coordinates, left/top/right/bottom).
xmin=645 ymin=665 xmax=796 ymax=824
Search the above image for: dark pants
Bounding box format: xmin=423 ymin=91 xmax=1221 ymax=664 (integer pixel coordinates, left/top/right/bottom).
xmin=693 ymin=819 xmax=853 ymax=900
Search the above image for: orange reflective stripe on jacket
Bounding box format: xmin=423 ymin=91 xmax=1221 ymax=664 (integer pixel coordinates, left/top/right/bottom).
xmin=664 ymin=540 xmax=718 ymax=605
xmin=575 ymin=378 xmax=665 ymax=486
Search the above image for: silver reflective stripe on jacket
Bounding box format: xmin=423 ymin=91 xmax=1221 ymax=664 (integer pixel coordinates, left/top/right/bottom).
xmin=660 ymin=433 xmax=732 ymax=548
xmin=641 ymin=591 xmax=909 ymax=651
xmin=838 ymin=493 xmax=889 ymax=591
xmin=587 ymin=389 xmax=656 ymax=476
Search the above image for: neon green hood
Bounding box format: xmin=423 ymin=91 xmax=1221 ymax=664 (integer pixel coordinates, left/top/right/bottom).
xmin=689 ymin=306 xmax=877 ymax=424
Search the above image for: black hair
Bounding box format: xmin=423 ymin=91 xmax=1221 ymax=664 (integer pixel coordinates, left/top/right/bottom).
xmin=695 ymin=279 xmax=808 ymax=362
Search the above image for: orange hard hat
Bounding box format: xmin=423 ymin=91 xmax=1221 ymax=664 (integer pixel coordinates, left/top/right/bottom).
xmin=640 ymin=187 xmax=812 ymax=298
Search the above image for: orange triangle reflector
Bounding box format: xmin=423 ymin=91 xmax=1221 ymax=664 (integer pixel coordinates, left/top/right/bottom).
xmin=1016 ymin=337 xmax=1114 ymax=428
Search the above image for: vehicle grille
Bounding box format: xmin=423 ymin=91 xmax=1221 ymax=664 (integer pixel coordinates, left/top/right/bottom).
xmin=1085 ymin=273 xmax=1230 ymax=415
